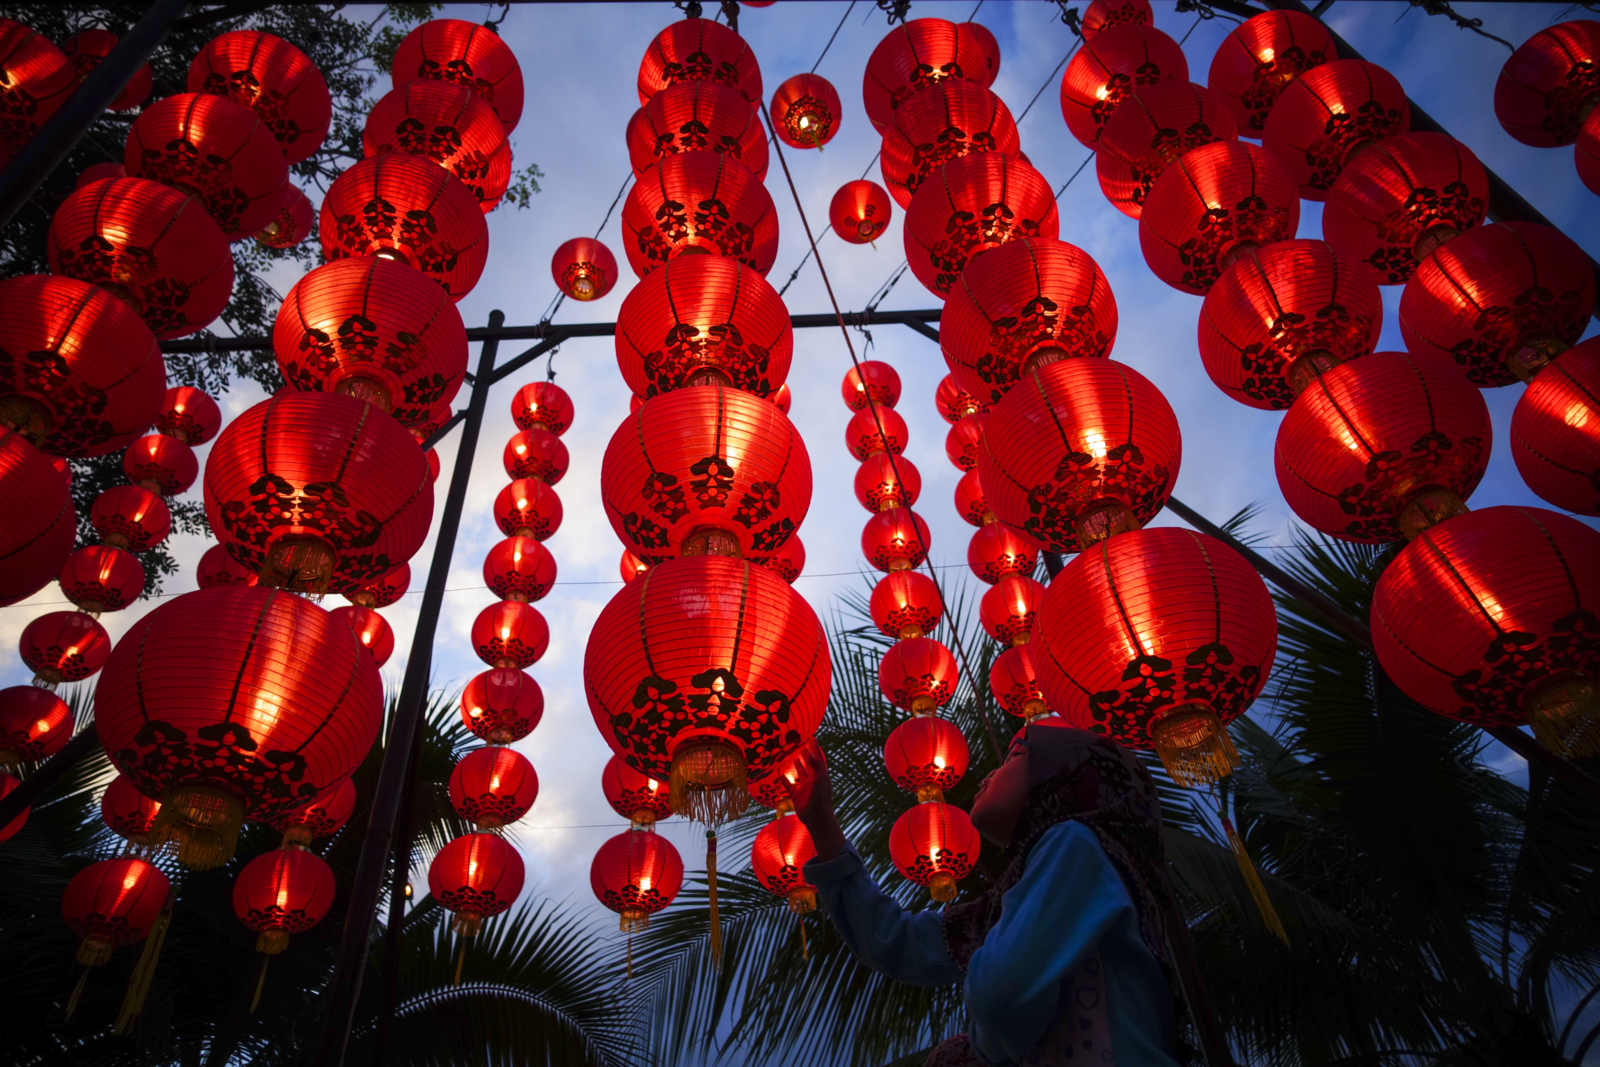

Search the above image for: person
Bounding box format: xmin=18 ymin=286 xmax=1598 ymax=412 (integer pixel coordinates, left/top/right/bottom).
xmin=783 ymin=723 xmax=1188 ymax=1067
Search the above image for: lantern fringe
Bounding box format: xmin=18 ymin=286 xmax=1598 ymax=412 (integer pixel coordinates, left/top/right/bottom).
xmin=928 ymin=871 xmax=957 ymax=904
xmin=75 ymin=935 xmax=113 ymax=968
xmin=249 ymin=954 xmax=270 ymax=1014
xmin=151 ymin=785 xmax=244 ymax=870
xmin=670 ymin=743 xmax=749 ymax=826
xmin=1151 ymin=707 xmax=1239 ymax=788
xmin=1527 ymin=677 xmax=1600 ymax=758
xmin=113 ymin=891 xmax=174 ymax=1034
xmin=64 ymin=966 xmax=91 ymax=1020
xmin=707 ymin=830 xmax=722 ymax=971
xmin=1222 ymin=816 xmax=1289 ymax=946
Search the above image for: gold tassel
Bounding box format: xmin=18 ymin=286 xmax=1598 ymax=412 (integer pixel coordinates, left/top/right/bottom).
xmin=454 ymin=941 xmax=466 ymax=986
xmin=626 ymin=932 xmax=633 ymax=981
xmin=64 ymin=966 xmax=91 ymax=1020
xmin=706 ymin=830 xmax=722 ymax=970
xmin=1222 ymin=816 xmax=1288 ymax=945
xmin=798 ymin=916 xmax=808 ymax=962
xmin=114 ymin=890 xmax=174 ymax=1033
xmin=249 ymin=954 xmax=269 ymax=1014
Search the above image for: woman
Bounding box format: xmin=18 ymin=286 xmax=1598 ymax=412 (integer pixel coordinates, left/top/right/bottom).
xmin=784 ymin=724 xmax=1189 ymax=1066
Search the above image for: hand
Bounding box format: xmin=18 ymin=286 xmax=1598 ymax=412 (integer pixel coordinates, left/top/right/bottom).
xmin=782 ymin=739 xmax=846 ymax=862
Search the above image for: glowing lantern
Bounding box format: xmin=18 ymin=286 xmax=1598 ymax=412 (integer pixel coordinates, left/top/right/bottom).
xmin=980 ymin=575 xmax=1045 ymax=646
xmin=945 ymin=413 xmax=984 ymax=471
xmin=428 ymin=832 xmax=524 ymax=935
xmin=846 ymin=406 xmax=909 ymax=459
xmin=1512 ymin=338 xmax=1600 ymax=515
xmin=197 ymin=544 xmax=257 ymax=589
xmin=884 ymin=717 xmax=969 ymax=803
xmin=771 ymin=73 xmax=841 ymax=150
xmin=603 ymin=753 xmax=673 ymax=828
xmin=90 ymin=485 xmax=170 ymax=551
xmin=471 ymin=600 xmax=548 ymax=669
xmin=1207 ymin=9 xmax=1334 ymax=136
xmin=862 ymin=508 xmax=932 ymax=572
xmin=870 ymin=570 xmax=944 ymax=640
xmin=552 ymin=237 xmax=619 ymax=301
xmin=954 ymin=469 xmax=991 ymax=526
xmin=829 ymin=180 xmax=893 ymax=244
xmin=345 ymin=564 xmax=409 ymax=609
xmin=747 ymin=748 xmax=806 ymax=812
xmin=967 ymin=522 xmax=1038 ymax=584
xmin=889 ymin=801 xmax=978 ymax=902
xmin=328 ymin=605 xmax=395 ymax=666
xmin=1083 ymin=0 xmax=1152 ymax=38
xmin=493 ymin=478 xmax=563 ymax=540
xmin=591 ymin=829 xmax=683 ymax=931
xmin=1059 ymin=24 xmax=1189 ymax=148
xmin=0 ymin=427 xmax=76 ymax=606
xmin=511 ymin=381 xmax=574 ymax=436
xmin=862 ymin=18 xmax=987 ymax=134
xmin=904 ymin=153 xmax=1060 ymax=296
xmin=233 ymin=847 xmax=335 ymax=970
xmin=751 ymin=814 xmax=820 ymax=912
xmin=936 ymin=375 xmax=986 ymax=423
xmin=256 ymin=184 xmax=315 ymax=249
xmin=1495 ymin=20 xmax=1600 ymax=147
xmin=461 ymin=668 xmax=543 ymax=745
xmin=621 ymin=152 xmax=780 ymax=277
xmin=632 ymin=81 xmax=768 ymax=179
xmin=1262 ymin=59 xmax=1409 ymax=199
xmin=855 ymin=452 xmax=921 ymax=511
xmin=1097 ymin=81 xmax=1239 ymax=219
xmin=621 ymin=549 xmax=649 ymax=583
xmin=58 ymin=545 xmax=144 ymax=613
xmin=154 ymin=386 xmax=222 ymax=445
xmin=482 ymin=537 xmax=557 ymax=602
xmin=449 ymin=746 xmax=538 ymax=828
xmin=0 ymin=22 xmax=77 ymax=164
xmin=364 ymin=79 xmax=511 ymax=211
xmin=61 ymin=857 xmax=168 ymax=967
xmin=101 ymin=774 xmax=161 ymax=844
xmin=881 ymin=80 xmax=1020 ymax=208
xmin=265 ymin=777 xmax=356 ymax=847
xmin=22 ymin=611 xmax=110 ymax=685
xmin=879 ymin=637 xmax=959 ymax=714
xmin=0 ymin=685 xmax=72 ymax=764
xmin=991 ymin=644 xmax=1051 ymax=720
xmin=392 ymin=18 xmax=524 ymax=133
xmin=122 ymin=434 xmax=197 ymax=495
xmin=637 ymin=17 xmax=762 ymax=107
xmin=188 ymin=30 xmax=331 ymax=163
xmin=751 ymin=533 xmax=805 ymax=584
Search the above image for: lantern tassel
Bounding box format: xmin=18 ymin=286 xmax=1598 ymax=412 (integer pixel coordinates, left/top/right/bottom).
xmin=798 ymin=915 xmax=808 ymax=962
xmin=1222 ymin=816 xmax=1288 ymax=946
xmin=455 ymin=941 xmax=466 ymax=987
xmin=249 ymin=954 xmax=270 ymax=1014
xmin=626 ymin=932 xmax=633 ymax=981
xmin=707 ymin=830 xmax=722 ymax=970
xmin=64 ymin=966 xmax=91 ymax=1020
xmin=114 ymin=890 xmax=175 ymax=1033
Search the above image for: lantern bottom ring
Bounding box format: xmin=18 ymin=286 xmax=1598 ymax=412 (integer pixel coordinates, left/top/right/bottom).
xmin=620 ymin=907 xmax=650 ymax=933
xmin=1395 ymin=487 xmax=1469 ymax=541
xmin=1149 ymin=702 xmax=1239 ymax=788
xmin=1508 ymin=333 xmax=1570 ymax=383
xmin=1074 ymin=499 xmax=1142 ymax=550
xmin=928 ymin=870 xmax=957 ymax=903
xmin=1411 ymin=223 xmax=1460 ymax=263
xmin=261 ymin=533 xmax=338 ymax=596
xmin=0 ymin=393 xmax=54 ymax=443
xmin=452 ymin=908 xmax=484 ymax=938
xmin=257 ymin=927 xmax=292 ymax=955
xmin=1284 ymin=349 xmax=1343 ymax=398
xmin=1526 ymin=673 xmax=1600 ymax=758
xmin=787 ymin=886 xmax=817 ymax=914
xmin=76 ymin=934 xmax=115 ymax=967
xmin=151 ymin=783 xmax=246 ymax=870
xmin=669 ymin=738 xmax=749 ymax=825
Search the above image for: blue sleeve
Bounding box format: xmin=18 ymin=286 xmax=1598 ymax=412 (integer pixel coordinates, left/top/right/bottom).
xmin=803 ymin=842 xmax=964 ymax=988
xmin=965 ymin=822 xmax=1138 ymax=1066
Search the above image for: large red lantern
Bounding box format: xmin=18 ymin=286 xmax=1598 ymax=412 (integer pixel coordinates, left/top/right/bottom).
xmin=846 ymin=406 xmax=909 ymax=459
xmin=428 ymin=832 xmax=525 ymax=935
xmin=1198 ymin=239 xmax=1382 ymax=410
xmin=328 ymin=605 xmax=394 ymax=666
xmin=345 ymin=563 xmax=409 ymax=609
xmin=0 ymin=684 xmax=72 ymax=764
xmin=585 ymin=556 xmax=831 ymax=822
xmin=603 ymin=753 xmax=673 ymax=828
xmin=879 ymin=637 xmax=959 ymax=714
xmin=125 ymin=93 xmax=289 ymax=240
xmin=0 ymin=22 xmax=75 ymax=164
xmin=1206 ymin=9 xmax=1334 ymax=137
xmin=512 ymin=382 xmax=573 ymax=436
xmin=591 ymin=829 xmax=683 ymax=930
xmin=967 ymin=522 xmax=1038 ymax=585
xmin=204 ymin=392 xmax=433 ymax=594
xmin=862 ymin=18 xmax=987 ymax=134
xmin=904 ymin=153 xmax=1060 ymax=296
xmin=1275 ymin=351 xmax=1490 ymax=542
xmin=62 ymin=857 xmax=168 ymax=966
xmin=197 ymin=544 xmax=258 ymax=588
xmin=855 ymin=452 xmax=921 ymax=511
xmin=621 ymin=153 xmax=780 ymax=278
xmin=884 ymin=717 xmax=969 ymax=801
xmin=94 ymin=586 xmax=384 ymax=867
xmin=980 ymin=575 xmax=1045 ymax=646
xmin=551 ymin=237 xmax=619 ymax=302
xmin=364 ymin=80 xmax=512 ymax=211
xmin=1399 ymin=222 xmax=1595 ymax=388
xmin=1035 ymin=527 xmax=1277 ymax=785
xmin=449 ymin=746 xmax=538 ymax=828
xmin=123 ymin=433 xmax=197 ymax=497
xmin=752 ymin=533 xmax=804 ymax=584
xmin=22 ymin=611 xmax=110 ymax=685
xmin=1512 ymin=338 xmax=1600 ymax=515
xmin=1262 ymin=60 xmax=1409 ymax=199
xmin=829 ymin=180 xmax=893 ymax=244
xmin=47 ymin=177 xmax=233 ymax=340
xmin=393 ymin=18 xmax=523 ymax=133
xmin=504 ymin=429 xmax=568 ymax=484
xmin=889 ymin=802 xmax=978 ymax=902
xmin=881 ymin=80 xmax=1020 ymax=208
xmin=471 ymin=600 xmax=548 ymax=669
xmin=615 ymin=255 xmax=791 ymax=399
xmin=155 ymin=385 xmax=222 ymax=445
xmin=188 ymin=30 xmax=331 ymax=164
xmin=0 ymin=274 xmax=165 ymax=458
xmin=1140 ymin=140 xmax=1300 ymax=294
xmin=991 ymin=644 xmax=1050 ymax=720
xmin=493 ymin=478 xmax=562 ymax=540
xmin=266 ymin=776 xmax=356 ymax=847
xmin=483 ymin=537 xmax=557 ymax=602
xmin=1373 ymin=506 xmax=1600 ymax=755
xmin=101 ymin=774 xmax=161 ymax=844
xmin=0 ymin=427 xmax=75 ymax=606
xmin=977 ymin=359 xmax=1180 ymax=552
xmin=274 ymin=256 xmax=467 ymax=427
xmin=1495 ymin=20 xmax=1600 ymax=147
xmin=631 ymin=81 xmax=768 ymax=180
xmin=637 ymin=18 xmax=762 ymax=108
xmin=91 ymin=485 xmax=170 ymax=551
xmin=771 ymin=73 xmax=841 ymax=150
xmin=320 ymin=153 xmax=488 ymax=299
xmin=233 ymin=847 xmax=335 ymax=961
xmin=870 ymin=570 xmax=944 ymax=639
xmin=600 ymin=384 xmax=810 ymax=563
xmin=1059 ymin=24 xmax=1189 ymax=148
xmin=863 ymin=507 xmax=932 ymax=572
xmin=941 ymin=237 xmax=1117 ymax=406
xmin=751 ymin=815 xmax=819 ymax=911
xmin=256 ymin=184 xmax=314 ymax=249
xmin=1097 ymin=81 xmax=1239 ymax=219
xmin=58 ymin=545 xmax=144 ymax=613
xmin=461 ymin=668 xmax=543 ymax=744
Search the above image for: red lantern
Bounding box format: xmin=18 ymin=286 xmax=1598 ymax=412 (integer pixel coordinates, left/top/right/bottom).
xmin=1198 ymin=239 xmax=1382 ymax=410
xmin=881 ymin=81 xmax=1020 ymax=208
xmin=204 ymin=392 xmax=433 ymax=594
xmin=751 ymin=814 xmax=820 ymax=911
xmin=551 ymin=237 xmax=619 ymax=302
xmin=1140 ymin=140 xmax=1300 ymax=294
xmin=154 ymin=385 xmax=222 ymax=445
xmin=461 ymin=668 xmax=543 ymax=746
xmin=591 ymin=829 xmax=683 ymax=930
xmin=493 ymin=478 xmax=562 ymax=540
xmin=829 ymin=180 xmax=894 ymax=244
xmin=197 ymin=543 xmax=257 ymax=588
xmin=0 ymin=274 xmax=164 ymax=459
xmin=905 ymin=153 xmax=1060 ymax=296
xmin=632 ymin=81 xmax=768 ymax=179
xmin=637 ymin=18 xmax=762 ymax=108
xmin=747 ymin=748 xmax=806 ymax=812
xmin=1206 ymin=9 xmax=1334 ymax=137
xmin=584 ymin=556 xmax=831 ymax=821
xmin=1495 ymin=20 xmax=1600 ymax=147
xmin=846 ymin=406 xmax=909 ymax=460
xmin=511 ymin=381 xmax=574 ymax=436
xmin=91 ymin=485 xmax=170 ymax=551
xmin=941 ymin=237 xmax=1118 ymax=406
xmin=991 ymin=644 xmax=1052 ymax=721
xmin=842 ymin=360 xmax=902 ymax=410
xmin=967 ymin=522 xmax=1037 ymax=584
xmin=95 ymin=586 xmax=384 ymax=867
xmin=328 ymin=605 xmax=394 ymax=666
xmin=771 ymin=72 xmax=841 ymax=150
xmin=122 ymin=434 xmax=197 ymax=496
xmin=855 ymin=452 xmax=921 ymax=512
xmin=22 ymin=610 xmax=110 ymax=685
xmin=1262 ymin=60 xmax=1409 ymax=200
xmin=621 ymin=549 xmax=649 ymax=583
xmin=946 ymin=413 xmax=984 ymax=472
xmin=1100 ymin=80 xmax=1242 ymax=222
xmin=884 ymin=717 xmax=969 ymax=803
xmin=345 ymin=563 xmax=409 ymax=609
xmin=954 ymin=468 xmax=991 ymax=526
xmin=188 ymin=30 xmax=331 ymax=164
xmin=1060 ymin=25 xmax=1189 ymax=148
xmin=364 ymin=80 xmax=510 ymax=212
xmin=864 ymin=19 xmax=988 ymax=133
xmin=600 ymin=384 xmax=810 ymax=563
xmin=47 ymin=177 xmax=233 ymax=340
xmin=61 ymin=857 xmax=168 ymax=965
xmin=879 ymin=637 xmax=959 ymax=714
xmin=257 ymin=184 xmax=314 ymax=249
xmin=1578 ymin=108 xmax=1600 ymax=195
xmin=471 ymin=600 xmax=548 ymax=669
xmin=393 ymin=18 xmax=523 ymax=134
xmin=0 ymin=770 xmax=23 ymax=840
xmin=936 ymin=374 xmax=986 ymax=424
xmin=1372 ymin=506 xmax=1600 ymax=755
xmin=1083 ymin=0 xmax=1152 ymax=38
xmin=0 ymin=22 xmax=75 ymax=163
xmin=1399 ymin=221 xmax=1595 ymax=387
xmin=101 ymin=774 xmax=161 ymax=844
xmin=58 ymin=545 xmax=144 ymax=613
xmin=621 ymin=153 xmax=780 ymax=278
xmin=1513 ymin=339 xmax=1600 ymax=515
xmin=449 ymin=746 xmax=538 ymax=828
xmin=0 ymin=684 xmax=71 ymax=764
xmin=320 ymin=153 xmax=488 ymax=299
xmin=863 ymin=508 xmax=932 ymax=572
xmin=870 ymin=570 xmax=943 ymax=640
xmin=889 ymin=801 xmax=978 ymax=902
xmin=75 ymin=162 xmax=126 ymax=188
xmin=428 ymin=832 xmax=525 ymax=935
xmin=483 ymin=537 xmax=557 ymax=602
xmin=233 ymin=848 xmax=335 ymax=956
xmin=980 ymin=575 xmax=1045 ymax=646
xmin=1322 ymin=132 xmax=1489 ymax=285
xmin=752 ymin=533 xmax=804 ymax=584
xmin=963 ymin=20 xmax=1000 ymax=86
xmin=615 ymin=254 xmax=791 ymax=399
xmin=1035 ymin=528 xmax=1277 ymax=784
xmin=603 ymin=753 xmax=673 ymax=827
xmin=977 ymin=360 xmax=1180 ymax=552
xmin=265 ymin=776 xmax=356 ymax=847
xmin=0 ymin=426 xmax=76 ymax=606
xmin=125 ymin=93 xmax=289 ymax=240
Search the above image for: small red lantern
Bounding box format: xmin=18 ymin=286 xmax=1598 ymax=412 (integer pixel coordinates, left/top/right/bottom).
xmin=449 ymin=746 xmax=538 ymax=828
xmin=884 ymin=717 xmax=969 ymax=803
xmin=471 ymin=600 xmax=548 ymax=669
xmin=889 ymin=801 xmax=978 ymax=902
xmin=936 ymin=374 xmax=986 ymax=424
xmin=1399 ymin=221 xmax=1594 ymax=387
xmin=980 ymin=575 xmax=1045 ymax=646
xmin=101 ymin=774 xmax=161 ymax=844
xmin=197 ymin=544 xmax=257 ymax=588
xmin=954 ymin=469 xmax=991 ymax=526
xmin=552 ymin=237 xmax=619 ymax=302
xmin=829 ymin=180 xmax=894 ymax=244
xmin=615 ymin=254 xmax=791 ymax=399
xmin=483 ymin=537 xmax=557 ymax=602
xmin=328 ymin=605 xmax=394 ymax=666
xmin=603 ymin=753 xmax=673 ymax=828
xmin=1513 ymin=339 xmax=1600 ymax=516
xmin=621 ymin=153 xmax=780 ymax=278
xmin=771 ymin=72 xmax=841 ymax=150
xmin=1083 ymin=0 xmax=1152 ymax=37
xmin=991 ymin=644 xmax=1051 ymax=720
xmin=0 ymin=770 xmax=23 ymax=840
xmin=461 ymin=668 xmax=543 ymax=744
xmin=364 ymin=79 xmax=511 ymax=211
xmin=963 ymin=21 xmax=1000 ymax=86
xmin=591 ymin=829 xmax=683 ymax=931
xmin=863 ymin=18 xmax=987 ymax=133
xmin=58 ymin=545 xmax=144 ymax=613
xmin=1495 ymin=20 xmax=1600 ymax=147
xmin=855 ymin=452 xmax=921 ymax=512
xmin=393 ymin=18 xmax=524 ymax=134
xmin=0 ymin=22 xmax=76 ymax=163
xmin=863 ymin=508 xmax=932 ymax=572
xmin=1206 ymin=9 xmax=1334 ymax=137
xmin=747 ymin=748 xmax=806 ymax=812
xmin=946 ymin=413 xmax=984 ymax=472
xmin=266 ymin=776 xmax=356 ymax=847
xmin=233 ymin=847 xmax=335 ymax=959
xmin=154 ymin=386 xmax=222 ymax=445
xmin=637 ymin=18 xmax=762 ymax=108
xmin=0 ymin=684 xmax=71 ymax=764
xmin=345 ymin=563 xmax=409 ymax=609
xmin=48 ymin=177 xmax=233 ymax=340
xmin=0 ymin=427 xmax=76 ymax=607
xmin=633 ymin=81 xmax=768 ymax=179
xmin=428 ymin=832 xmax=525 ymax=935
xmin=1140 ymin=140 xmax=1300 ymax=294
xmin=752 ymin=534 xmax=804 ymax=585
xmin=881 ymin=80 xmax=1019 ymax=208
xmin=256 ymin=184 xmax=315 ymax=249
xmin=22 ymin=610 xmax=111 ymax=685
xmin=846 ymin=406 xmax=909 ymax=459
xmin=62 ymin=857 xmax=168 ymax=966
xmin=621 ymin=549 xmax=649 ymax=583
xmin=842 ymin=360 xmax=902 ymax=410
xmin=967 ymin=523 xmax=1038 ymax=585
xmin=511 ymin=381 xmax=573 ymax=436
xmin=870 ymin=570 xmax=943 ymax=640
xmin=1097 ymin=81 xmax=1239 ymax=219
xmin=751 ymin=814 xmax=820 ymax=912
xmin=1059 ymin=24 xmax=1189 ymax=148
xmin=123 ymin=434 xmax=197 ymax=496
xmin=879 ymin=637 xmax=959 ymax=714
xmin=493 ymin=478 xmax=562 ymax=540
xmin=1262 ymin=60 xmax=1409 ymax=199
xmin=1198 ymin=239 xmax=1383 ymax=410
xmin=91 ymin=485 xmax=170 ymax=551
xmin=904 ymin=153 xmax=1060 ymax=296
xmin=189 ymin=30 xmax=331 ymax=164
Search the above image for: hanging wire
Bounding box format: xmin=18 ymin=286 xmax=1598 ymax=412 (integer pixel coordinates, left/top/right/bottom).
xmin=1176 ymin=13 xmax=1207 ymax=48
xmin=1014 ymin=37 xmax=1081 ymax=126
xmin=811 ymin=0 xmax=858 ymax=73
xmin=1055 ymin=152 xmax=1095 ymax=200
xmin=532 ymin=169 xmax=635 ymax=333
xmin=967 ymin=0 xmax=986 ymax=19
